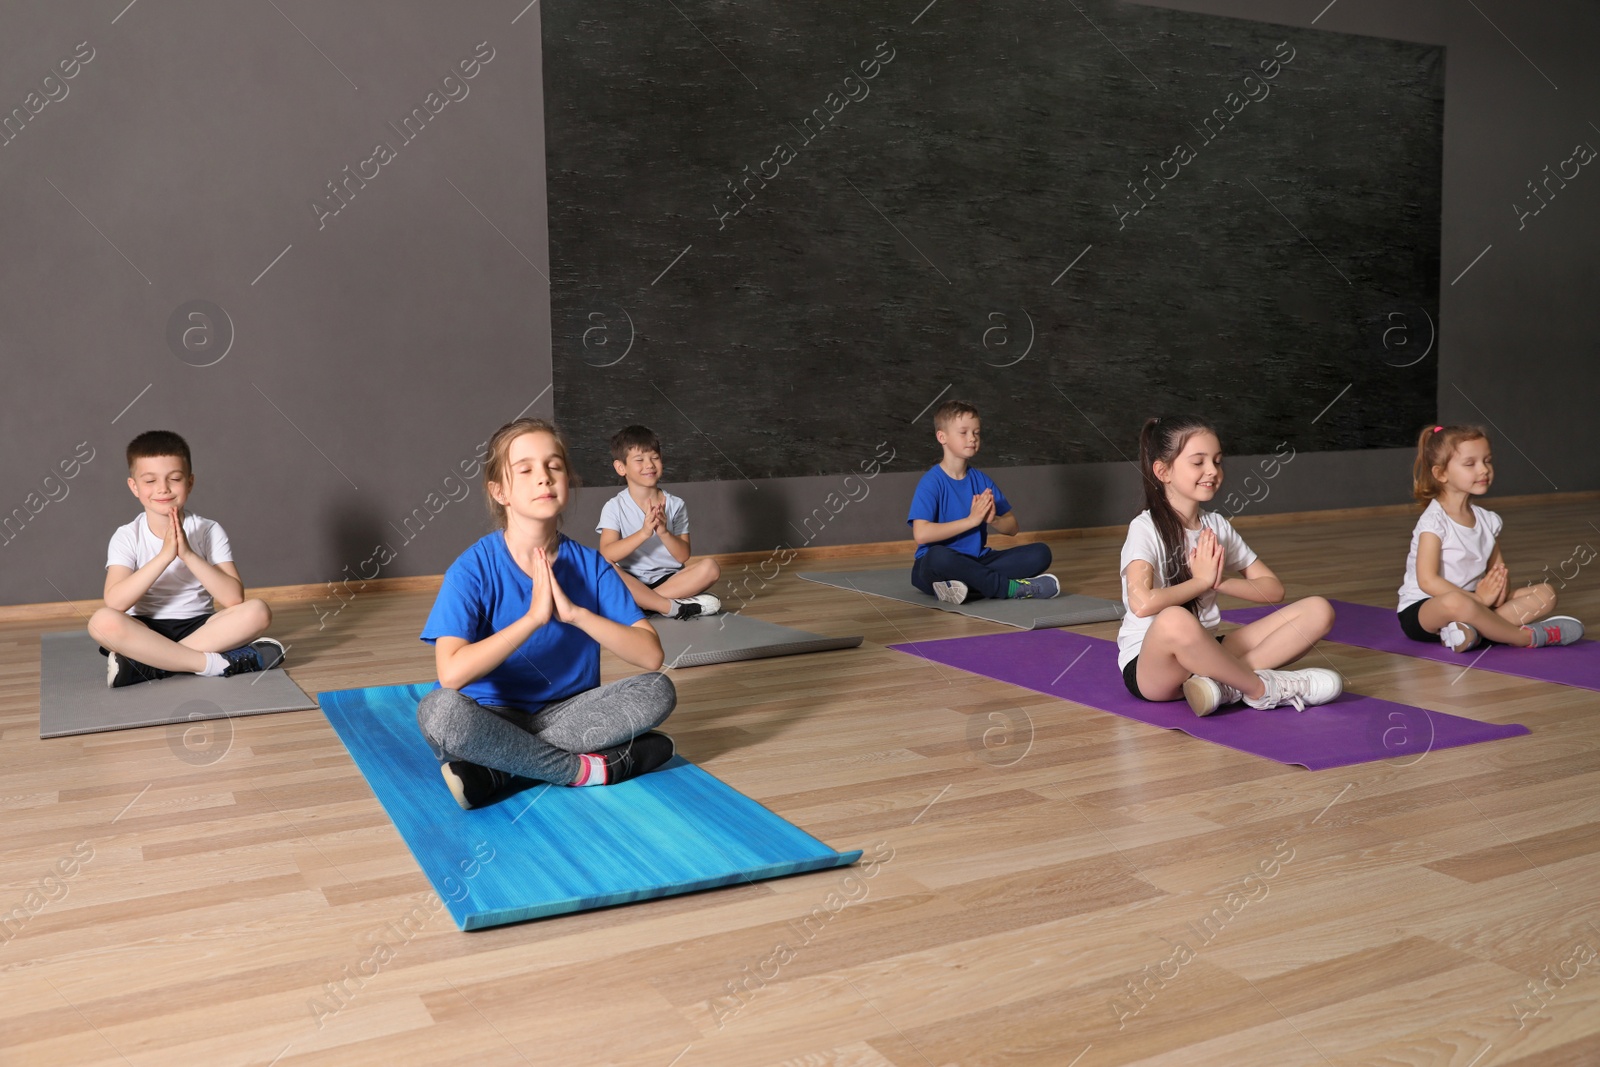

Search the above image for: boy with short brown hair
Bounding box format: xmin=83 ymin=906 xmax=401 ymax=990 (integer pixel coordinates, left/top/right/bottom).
xmin=87 ymin=430 xmax=284 ymax=687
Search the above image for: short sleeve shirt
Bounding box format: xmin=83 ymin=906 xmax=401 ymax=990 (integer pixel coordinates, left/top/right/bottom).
xmin=1396 ymin=500 xmax=1502 ymax=611
xmin=105 ymin=511 xmax=233 ymax=618
xmin=906 ymin=465 xmax=1011 ymax=560
xmin=420 ymin=532 xmax=645 ymax=711
xmin=1115 ymin=510 xmax=1258 ymax=669
xmin=597 ymin=489 xmax=689 ymax=585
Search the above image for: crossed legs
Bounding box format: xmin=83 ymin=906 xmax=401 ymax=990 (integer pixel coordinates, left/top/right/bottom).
xmin=87 ymin=600 xmax=273 ymax=673
xmin=1135 ymin=597 xmax=1335 ymax=702
xmin=1417 ymin=582 xmax=1558 ymax=648
xmin=617 ymin=558 xmax=722 ymax=614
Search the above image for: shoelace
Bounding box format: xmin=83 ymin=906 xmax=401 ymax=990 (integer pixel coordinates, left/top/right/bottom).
xmin=1271 ymin=672 xmax=1308 ymax=711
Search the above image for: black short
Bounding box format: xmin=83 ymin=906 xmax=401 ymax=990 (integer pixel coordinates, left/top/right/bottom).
xmin=1398 ymin=598 xmax=1503 ymax=648
xmin=1121 ymin=656 xmax=1146 ymax=700
xmin=1122 ymin=633 xmax=1227 ymax=701
xmin=1397 ymin=600 xmax=1433 ymax=643
xmin=96 ymin=613 xmax=213 ymax=656
xmin=643 ymin=573 xmax=675 ymax=590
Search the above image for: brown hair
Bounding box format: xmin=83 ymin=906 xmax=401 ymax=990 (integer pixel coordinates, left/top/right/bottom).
xmin=482 ymin=418 xmax=579 ymax=529
xmin=609 ymin=424 xmax=662 ymax=463
xmin=933 ymin=400 xmax=979 ymax=432
xmin=1411 ymin=423 xmax=1488 ymax=505
xmin=1137 ymin=414 xmax=1218 ymax=614
xmin=126 ymin=430 xmax=192 ymax=473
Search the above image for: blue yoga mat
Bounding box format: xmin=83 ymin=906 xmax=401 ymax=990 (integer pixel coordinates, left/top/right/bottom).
xmin=320 ymin=683 xmax=861 ymax=930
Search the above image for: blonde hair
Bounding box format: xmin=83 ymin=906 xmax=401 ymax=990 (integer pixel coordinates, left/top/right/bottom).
xmin=1412 ymin=423 xmax=1488 ymax=505
xmin=482 ymin=418 xmax=579 ymax=529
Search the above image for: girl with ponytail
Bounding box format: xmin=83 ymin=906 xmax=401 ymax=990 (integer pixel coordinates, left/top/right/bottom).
xmin=1396 ymin=424 xmax=1582 ymax=651
xmin=1115 ymin=416 xmax=1343 ymax=716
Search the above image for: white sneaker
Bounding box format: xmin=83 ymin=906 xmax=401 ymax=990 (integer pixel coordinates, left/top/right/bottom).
xmin=1244 ymin=668 xmax=1344 ymax=711
xmin=932 ymin=580 xmax=969 ymax=605
xmin=1439 ymin=621 xmax=1482 ymax=652
xmin=1181 ymin=675 xmax=1244 ymax=717
xmin=670 ymin=594 xmax=722 ymax=619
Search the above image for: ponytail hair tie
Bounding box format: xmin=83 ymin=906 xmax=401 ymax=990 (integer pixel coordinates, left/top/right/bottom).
xmin=1432 ymin=425 xmax=1443 ymax=433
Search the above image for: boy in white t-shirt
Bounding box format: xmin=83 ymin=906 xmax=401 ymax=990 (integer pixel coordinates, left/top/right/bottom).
xmin=596 ymin=426 xmax=722 ymax=619
xmin=86 ymin=431 xmax=285 ymax=687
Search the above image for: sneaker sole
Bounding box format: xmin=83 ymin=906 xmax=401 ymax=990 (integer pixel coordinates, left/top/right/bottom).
xmin=440 ymin=764 xmax=474 ymax=810
xmin=1182 ymin=675 xmax=1223 ymax=717
xmin=1440 ymin=623 xmax=1481 ymax=653
xmin=252 ymin=638 xmax=287 ymax=670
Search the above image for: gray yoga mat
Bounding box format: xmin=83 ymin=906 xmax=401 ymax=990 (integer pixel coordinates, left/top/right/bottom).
xmin=797 ymin=569 xmax=1125 ymax=629
xmin=651 ymin=613 xmax=863 ymax=668
xmin=38 ymin=630 xmax=317 ymax=739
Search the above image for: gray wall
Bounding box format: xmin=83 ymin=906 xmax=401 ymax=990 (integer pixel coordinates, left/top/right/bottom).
xmin=1 ymin=0 xmax=1595 ymax=608
xmin=0 ymin=2 xmax=552 ymax=606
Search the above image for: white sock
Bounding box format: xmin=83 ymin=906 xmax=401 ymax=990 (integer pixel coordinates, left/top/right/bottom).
xmin=665 ymin=600 xmax=685 ymax=618
xmin=570 ymin=753 xmax=607 ymax=787
xmin=198 ymin=652 xmax=228 ymax=677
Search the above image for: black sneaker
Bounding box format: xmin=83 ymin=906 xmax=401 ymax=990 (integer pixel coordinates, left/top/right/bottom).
xmin=441 ymin=760 xmax=511 ymax=810
xmin=219 ymin=638 xmax=287 ymax=677
xmin=106 ymin=651 xmax=172 ymax=689
xmin=596 ymin=731 xmax=676 ymax=785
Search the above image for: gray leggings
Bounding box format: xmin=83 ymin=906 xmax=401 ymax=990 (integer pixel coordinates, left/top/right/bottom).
xmin=416 ymin=672 xmax=676 ymax=785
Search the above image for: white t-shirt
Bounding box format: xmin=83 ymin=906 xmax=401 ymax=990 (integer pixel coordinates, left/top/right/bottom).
xmin=105 ymin=512 xmax=233 ymax=618
xmin=1116 ymin=510 xmax=1258 ymax=670
xmin=596 ymin=489 xmax=689 ymax=585
xmin=1396 ymin=499 xmax=1502 ymax=612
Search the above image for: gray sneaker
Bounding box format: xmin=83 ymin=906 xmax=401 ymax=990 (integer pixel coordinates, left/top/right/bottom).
xmin=1524 ymin=616 xmax=1585 ymax=647
xmin=932 ymin=580 xmax=969 ymax=605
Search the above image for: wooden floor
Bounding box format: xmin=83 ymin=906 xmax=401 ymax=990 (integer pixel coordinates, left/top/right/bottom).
xmin=3 ymin=499 xmax=1599 ymax=1067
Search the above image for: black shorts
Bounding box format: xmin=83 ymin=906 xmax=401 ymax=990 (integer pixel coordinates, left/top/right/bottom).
xmin=643 ymin=573 xmax=675 ymax=590
xmin=1397 ymin=600 xmax=1433 ymax=643
xmin=1122 ymin=633 xmax=1227 ymax=701
xmin=96 ymin=613 xmax=213 ymax=656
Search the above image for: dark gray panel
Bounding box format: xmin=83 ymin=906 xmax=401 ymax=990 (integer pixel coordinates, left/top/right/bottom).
xmin=543 ymin=0 xmax=1442 ymax=485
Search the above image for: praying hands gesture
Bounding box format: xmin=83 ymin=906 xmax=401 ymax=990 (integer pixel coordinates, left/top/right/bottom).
xmin=969 ymin=488 xmax=997 ymax=527
xmin=525 ymin=546 xmax=580 ymax=628
xmin=159 ymin=506 xmax=197 ymax=566
xmin=645 ymin=500 xmax=668 ymax=536
xmin=1476 ymin=561 xmax=1509 ymax=608
xmin=1189 ymin=526 xmax=1225 ymax=590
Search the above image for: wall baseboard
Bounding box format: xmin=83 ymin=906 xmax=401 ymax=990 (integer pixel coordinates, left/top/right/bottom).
xmin=5 ymin=490 xmax=1591 ymax=624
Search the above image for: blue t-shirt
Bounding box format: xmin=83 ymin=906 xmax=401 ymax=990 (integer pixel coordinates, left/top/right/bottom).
xmin=420 ymin=532 xmax=645 ymax=711
xmin=906 ymin=464 xmax=1012 ymax=560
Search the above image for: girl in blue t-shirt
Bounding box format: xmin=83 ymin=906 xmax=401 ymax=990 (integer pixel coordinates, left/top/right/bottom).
xmin=417 ymin=418 xmax=677 ymax=809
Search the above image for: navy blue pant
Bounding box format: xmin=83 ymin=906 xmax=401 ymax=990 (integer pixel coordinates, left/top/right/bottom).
xmin=910 ymin=542 xmax=1053 ymax=602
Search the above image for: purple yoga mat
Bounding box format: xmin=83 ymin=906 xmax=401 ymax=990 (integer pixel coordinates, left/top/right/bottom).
xmin=890 ymin=630 xmax=1529 ymax=771
xmin=1223 ymin=600 xmax=1600 ymax=692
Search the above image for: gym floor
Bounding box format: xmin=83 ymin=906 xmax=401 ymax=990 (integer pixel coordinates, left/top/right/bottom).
xmin=2 ymin=496 xmax=1597 ymax=1066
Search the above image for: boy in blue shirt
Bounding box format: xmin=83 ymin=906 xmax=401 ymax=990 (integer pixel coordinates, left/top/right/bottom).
xmin=907 ymin=401 xmax=1058 ymax=604
xmin=597 ymin=425 xmax=722 ymax=619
